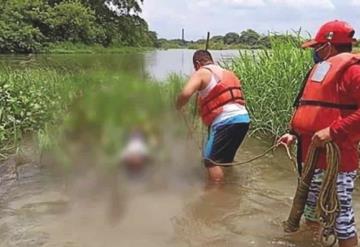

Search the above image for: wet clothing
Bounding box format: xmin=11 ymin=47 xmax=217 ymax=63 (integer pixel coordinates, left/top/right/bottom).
xmin=213 ymin=103 xmax=248 ymax=126
xmin=304 ymin=169 xmax=357 ymax=240
xmin=204 ymin=115 xmax=250 ymax=166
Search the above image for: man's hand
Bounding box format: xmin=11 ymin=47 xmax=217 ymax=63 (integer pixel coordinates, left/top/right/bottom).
xmin=176 ymin=94 xmax=186 ymax=111
xmin=277 ymin=134 xmax=297 ymax=147
xmin=312 ymin=127 xmax=332 ymax=148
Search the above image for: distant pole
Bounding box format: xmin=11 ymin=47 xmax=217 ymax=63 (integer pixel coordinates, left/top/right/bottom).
xmin=205 ymin=32 xmax=210 ymax=50
xmin=182 ymin=28 xmax=185 ymax=46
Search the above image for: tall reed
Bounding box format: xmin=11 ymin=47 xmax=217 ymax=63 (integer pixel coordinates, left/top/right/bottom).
xmin=227 ymin=36 xmax=313 ymax=137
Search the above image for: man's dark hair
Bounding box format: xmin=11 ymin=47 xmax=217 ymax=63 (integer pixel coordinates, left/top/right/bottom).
xmin=193 ymin=50 xmax=213 ymax=65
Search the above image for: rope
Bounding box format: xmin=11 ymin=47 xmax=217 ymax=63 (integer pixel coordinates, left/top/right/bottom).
xmin=179 ymin=110 xmax=297 ymax=169
xmin=283 ymin=142 xmax=341 ymax=247
xmin=205 ymin=145 xmax=276 ymax=167
xmin=283 ymin=142 xmax=320 ymax=233
xmin=317 ymin=142 xmax=341 ymax=247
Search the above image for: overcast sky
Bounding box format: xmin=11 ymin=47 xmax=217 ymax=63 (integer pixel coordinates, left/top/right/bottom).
xmin=141 ymin=0 xmax=360 ymax=40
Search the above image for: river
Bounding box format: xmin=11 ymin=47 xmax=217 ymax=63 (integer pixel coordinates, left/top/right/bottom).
xmin=0 ymin=49 xmax=358 ymax=247
xmin=0 ymin=49 xmax=239 ymax=81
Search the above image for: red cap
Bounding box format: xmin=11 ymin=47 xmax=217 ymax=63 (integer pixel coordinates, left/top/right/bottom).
xmin=302 ymin=20 xmax=356 ymax=48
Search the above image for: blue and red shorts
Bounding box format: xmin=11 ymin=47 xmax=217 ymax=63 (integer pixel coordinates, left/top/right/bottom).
xmin=203 ymin=115 xmax=250 ymax=166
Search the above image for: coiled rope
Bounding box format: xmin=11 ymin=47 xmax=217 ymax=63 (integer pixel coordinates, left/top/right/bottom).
xmin=317 ymin=143 xmax=341 ymax=247
xmin=284 ymin=142 xmax=341 ymax=247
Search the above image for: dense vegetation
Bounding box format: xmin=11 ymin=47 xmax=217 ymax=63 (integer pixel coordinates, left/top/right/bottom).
xmin=0 ymin=67 xmax=72 ymax=155
xmin=228 ymin=37 xmax=313 ymax=137
xmin=0 ymin=65 xmax=167 ymax=163
xmin=0 ymin=0 xmax=157 ymax=53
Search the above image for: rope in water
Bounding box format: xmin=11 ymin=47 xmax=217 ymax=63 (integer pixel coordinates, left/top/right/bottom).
xmin=205 ymin=145 xmax=276 ymax=167
xmin=179 ymin=111 xmax=297 ymax=170
xmin=284 ymin=142 xmax=340 ymax=247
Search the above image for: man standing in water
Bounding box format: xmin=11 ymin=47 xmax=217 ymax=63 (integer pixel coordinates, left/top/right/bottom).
xmin=279 ymin=20 xmax=360 ymax=247
xmin=176 ymin=50 xmax=250 ymax=183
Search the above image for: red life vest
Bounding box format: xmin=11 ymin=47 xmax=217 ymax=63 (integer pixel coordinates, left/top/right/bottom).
xmin=291 ymin=53 xmax=360 ymax=136
xmin=198 ymin=67 xmax=245 ymax=126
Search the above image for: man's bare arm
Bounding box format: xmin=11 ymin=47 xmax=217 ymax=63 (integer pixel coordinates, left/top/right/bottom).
xmin=176 ymin=69 xmax=208 ymax=110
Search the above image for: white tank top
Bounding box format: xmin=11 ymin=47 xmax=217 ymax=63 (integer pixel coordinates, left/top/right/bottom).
xmin=198 ymin=65 xmax=248 ymax=124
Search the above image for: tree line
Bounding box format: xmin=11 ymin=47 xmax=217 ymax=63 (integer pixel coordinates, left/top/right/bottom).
xmin=0 ymin=0 xmax=157 ymax=53
xmin=2 ymin=2 xmax=357 ymax=54
xmin=157 ymin=30 xmax=310 ymax=50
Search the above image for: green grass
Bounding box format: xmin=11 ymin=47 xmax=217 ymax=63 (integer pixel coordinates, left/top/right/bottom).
xmin=0 ymin=63 xmax=171 ymax=167
xmin=0 ymin=66 xmax=90 ymax=156
xmin=227 ymin=36 xmax=313 ymax=137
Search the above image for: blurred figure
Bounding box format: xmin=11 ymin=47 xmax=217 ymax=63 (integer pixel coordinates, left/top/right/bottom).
xmin=120 ymin=129 xmax=151 ymax=176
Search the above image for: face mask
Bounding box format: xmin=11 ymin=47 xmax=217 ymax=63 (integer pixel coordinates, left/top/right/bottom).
xmin=312 ymin=42 xmax=331 ymax=64
xmin=312 ymin=49 xmax=323 ymax=64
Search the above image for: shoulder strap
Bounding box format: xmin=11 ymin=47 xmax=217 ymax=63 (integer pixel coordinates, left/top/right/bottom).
xmin=202 ymin=64 xmax=223 ymax=81
xmin=293 ymin=69 xmax=312 ymax=108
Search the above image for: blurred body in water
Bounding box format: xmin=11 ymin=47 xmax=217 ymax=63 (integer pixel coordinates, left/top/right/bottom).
xmin=120 ymin=130 xmax=151 ymax=176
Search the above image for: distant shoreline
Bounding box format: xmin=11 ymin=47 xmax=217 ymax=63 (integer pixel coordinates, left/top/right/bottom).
xmin=1 ymin=42 xmax=358 ymax=55
xmin=0 ymin=45 xmax=251 ymax=55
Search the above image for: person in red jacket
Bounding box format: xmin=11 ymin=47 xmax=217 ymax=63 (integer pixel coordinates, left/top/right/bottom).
xmin=176 ymin=50 xmax=250 ymax=183
xmin=279 ymin=20 xmax=360 ymax=247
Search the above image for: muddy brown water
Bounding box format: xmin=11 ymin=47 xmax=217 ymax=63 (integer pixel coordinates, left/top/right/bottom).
xmin=0 ymin=50 xmax=359 ymax=246
xmin=1 ymin=137 xmax=359 ymax=247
